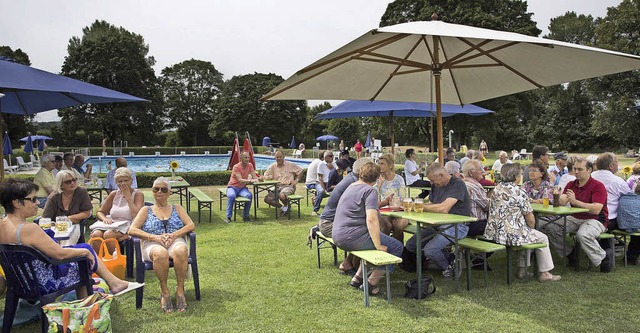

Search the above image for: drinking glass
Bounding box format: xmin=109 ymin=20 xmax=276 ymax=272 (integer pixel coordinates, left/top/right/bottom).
xmin=390 ymin=197 xmax=401 ymax=210
xmin=403 ymin=198 xmax=413 ymax=212
xmin=413 ymin=198 xmax=424 ymax=213
xmin=39 ymin=218 xmax=52 ymax=230
xmin=56 ymin=216 xmax=69 ymax=232
xmin=542 ymin=197 xmax=549 ymax=208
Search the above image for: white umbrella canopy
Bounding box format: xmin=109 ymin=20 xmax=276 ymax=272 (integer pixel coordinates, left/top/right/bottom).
xmin=263 ymin=20 xmax=640 ymax=161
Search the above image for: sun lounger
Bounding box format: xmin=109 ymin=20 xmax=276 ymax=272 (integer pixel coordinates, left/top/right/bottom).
xmin=3 ymin=159 xmax=18 ymax=174
xmin=15 ymin=156 xmax=33 ymax=171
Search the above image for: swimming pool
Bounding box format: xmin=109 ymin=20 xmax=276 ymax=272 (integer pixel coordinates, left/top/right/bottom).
xmin=85 ymin=155 xmax=311 ymax=173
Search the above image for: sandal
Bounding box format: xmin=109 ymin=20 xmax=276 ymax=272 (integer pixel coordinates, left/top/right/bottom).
xmin=358 ymin=282 xmax=381 ymax=296
xmin=160 ymin=294 xmax=173 ymax=313
xmin=349 ymin=275 xmax=363 ymax=289
xmin=175 ymin=294 xmax=187 ymax=312
xmin=338 ymin=266 xmax=357 ymax=276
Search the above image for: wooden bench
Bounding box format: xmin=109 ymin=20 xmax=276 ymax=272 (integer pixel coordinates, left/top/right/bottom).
xmin=316 ymin=231 xmax=339 ymax=269
xmin=350 ymin=250 xmax=402 ymax=307
xmin=188 ymin=188 xmax=213 ymax=223
xmin=611 ymin=230 xmax=640 ymax=266
xmin=458 ymin=238 xmax=506 ymax=290
xmin=285 ymin=194 xmax=304 ymax=219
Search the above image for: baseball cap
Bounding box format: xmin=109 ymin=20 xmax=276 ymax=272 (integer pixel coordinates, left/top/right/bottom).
xmin=553 ymin=152 xmax=568 ymax=160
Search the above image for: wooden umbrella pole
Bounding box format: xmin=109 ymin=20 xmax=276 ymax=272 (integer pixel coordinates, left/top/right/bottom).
xmin=433 ymin=36 xmax=444 ymax=163
xmin=390 ymin=111 xmax=394 ymax=155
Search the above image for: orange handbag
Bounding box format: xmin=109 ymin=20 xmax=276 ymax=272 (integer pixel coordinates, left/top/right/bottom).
xmin=95 ymin=238 xmax=126 ymax=280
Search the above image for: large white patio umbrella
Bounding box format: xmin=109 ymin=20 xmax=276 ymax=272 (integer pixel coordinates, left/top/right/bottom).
xmin=262 ymin=19 xmax=640 ymax=161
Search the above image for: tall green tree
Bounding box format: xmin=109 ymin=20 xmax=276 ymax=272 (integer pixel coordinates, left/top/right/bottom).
xmin=545 ymin=12 xmax=598 ymax=44
xmin=59 ymin=20 xmax=162 ymax=146
xmin=300 ymin=102 xmax=332 ymax=147
xmin=209 ymin=73 xmax=307 ymax=146
xmin=0 ymin=47 xmax=36 ymax=147
xmin=160 ymin=59 xmax=224 ymax=146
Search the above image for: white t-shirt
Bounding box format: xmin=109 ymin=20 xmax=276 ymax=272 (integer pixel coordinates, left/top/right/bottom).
xmin=404 ymin=159 xmax=421 ymax=185
xmin=305 ymin=159 xmax=322 ymax=185
xmin=317 ymin=161 xmax=338 ymax=183
xmin=492 ymin=159 xmax=512 ymax=172
xmin=591 ymin=170 xmax=632 ymax=219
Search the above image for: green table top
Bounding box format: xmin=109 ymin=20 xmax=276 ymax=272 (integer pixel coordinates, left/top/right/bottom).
xmin=253 ymin=180 xmax=280 ymax=185
xmin=168 ymin=179 xmax=190 ymax=188
xmin=381 ymin=211 xmax=477 ymax=225
xmin=531 ymin=203 xmax=589 ymax=215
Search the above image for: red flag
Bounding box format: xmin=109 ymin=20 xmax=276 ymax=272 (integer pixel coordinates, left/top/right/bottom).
xmin=242 ymin=138 xmax=256 ymax=169
xmin=227 ymin=137 xmax=240 ymax=170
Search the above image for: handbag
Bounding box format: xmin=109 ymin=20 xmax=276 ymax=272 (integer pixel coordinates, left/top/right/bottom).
xmin=404 ymin=275 xmax=436 ymax=299
xmin=99 ymin=239 xmax=126 ymax=280
xmin=42 ymin=292 xmax=114 ymax=333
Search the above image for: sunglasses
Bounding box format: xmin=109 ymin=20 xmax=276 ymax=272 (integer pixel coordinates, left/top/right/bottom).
xmin=152 ymin=187 xmax=169 ymax=193
xmin=19 ymin=197 xmax=39 ymax=203
xmin=64 ymin=178 xmax=77 ymax=185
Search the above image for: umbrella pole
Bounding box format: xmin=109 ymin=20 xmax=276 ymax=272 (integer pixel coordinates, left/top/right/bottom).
xmin=433 ymin=37 xmax=444 ymax=163
xmin=390 ymin=112 xmax=394 ymax=155
xmin=0 ymin=113 xmax=4 ymax=181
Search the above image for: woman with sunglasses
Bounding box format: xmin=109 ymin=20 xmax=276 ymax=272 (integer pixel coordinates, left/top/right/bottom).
xmin=42 ymin=170 xmax=93 ymax=245
xmin=90 ymin=167 xmax=144 ymax=252
xmin=128 ymin=177 xmax=195 ymax=313
xmin=0 ymin=179 xmax=143 ymax=299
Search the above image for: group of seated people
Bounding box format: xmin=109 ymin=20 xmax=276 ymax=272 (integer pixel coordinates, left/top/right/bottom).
xmin=314 ymin=146 xmax=640 ymax=293
xmin=0 ymin=168 xmax=196 ymax=314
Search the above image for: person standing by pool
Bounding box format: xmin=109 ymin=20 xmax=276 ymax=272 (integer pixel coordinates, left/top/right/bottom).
xmin=354 ymin=139 xmax=363 ymax=159
xmin=105 ymin=157 xmax=138 ymax=192
xmin=226 ymin=152 xmax=260 ymax=223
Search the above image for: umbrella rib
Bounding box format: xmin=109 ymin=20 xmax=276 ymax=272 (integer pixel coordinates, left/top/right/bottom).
xmin=434 ymin=37 xmax=465 ymax=106
xmin=443 ymin=39 xmax=493 ymax=66
xmin=456 ymin=38 xmax=543 ymax=88
xmin=370 ymin=36 xmax=424 ymax=101
xmin=357 ymin=52 xmax=430 ymax=70
xmin=261 ymin=33 xmax=410 ymax=101
xmin=448 ymin=40 xmax=519 ymax=67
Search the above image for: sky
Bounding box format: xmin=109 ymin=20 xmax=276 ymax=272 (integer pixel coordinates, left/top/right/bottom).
xmin=0 ymin=0 xmax=624 ymax=122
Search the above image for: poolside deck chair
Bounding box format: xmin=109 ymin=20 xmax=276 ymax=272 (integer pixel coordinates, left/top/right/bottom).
xmin=15 ymin=156 xmax=33 ymax=171
xmin=3 ymin=159 xmax=18 ymax=174
xmin=292 ymin=150 xmax=302 ymax=158
xmin=29 ymin=154 xmax=40 ymax=168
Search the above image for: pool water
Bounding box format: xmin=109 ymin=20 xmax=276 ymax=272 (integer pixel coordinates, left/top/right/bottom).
xmin=85 ymin=155 xmax=310 ymax=173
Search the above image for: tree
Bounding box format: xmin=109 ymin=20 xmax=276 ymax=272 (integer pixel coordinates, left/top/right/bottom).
xmin=299 ymin=102 xmax=332 ymax=147
xmin=59 ymin=20 xmax=163 ymax=146
xmin=0 ymin=47 xmax=37 ymax=148
xmin=545 ymin=12 xmax=598 ymax=45
xmin=160 ymin=59 xmax=224 ymax=146
xmin=380 ymin=0 xmax=541 ymax=36
xmin=326 ymin=118 xmax=362 ymax=149
xmin=209 ymin=73 xmax=307 ymax=146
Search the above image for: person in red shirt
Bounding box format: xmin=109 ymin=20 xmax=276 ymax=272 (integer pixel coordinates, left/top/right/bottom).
xmin=226 ymin=152 xmax=260 ymax=223
xmin=541 ymin=157 xmax=613 ymax=272
xmin=354 ymin=139 xmax=363 ymax=159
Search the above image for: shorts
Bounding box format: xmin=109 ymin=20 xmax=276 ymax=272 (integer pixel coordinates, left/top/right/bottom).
xmin=318 ymin=219 xmax=333 ymax=236
xmin=279 ymin=185 xmax=296 ymax=196
xmin=141 ymin=236 xmax=188 ymax=262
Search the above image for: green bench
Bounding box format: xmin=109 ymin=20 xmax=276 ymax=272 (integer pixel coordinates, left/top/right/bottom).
xmin=350 ymin=250 xmax=402 ymax=307
xmin=611 ymin=230 xmax=640 ymax=266
xmin=569 ymin=232 xmax=615 ymax=270
xmin=218 ymin=189 xmax=227 ymax=210
xmin=306 ymin=187 xmax=329 ymax=206
xmin=233 ymin=197 xmax=251 ymax=222
xmin=285 ymin=194 xmax=304 ymax=219
xmin=458 ymin=238 xmax=506 ymax=290
xmin=477 ymin=236 xmax=546 ymax=285
xmin=316 ymin=231 xmax=339 ymax=268
xmin=188 ymin=188 xmax=213 ymax=223
xmin=403 ymin=223 xmax=418 ymax=235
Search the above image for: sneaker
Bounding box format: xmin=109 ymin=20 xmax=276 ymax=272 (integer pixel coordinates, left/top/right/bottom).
xmin=225 ymin=217 xmax=232 ymax=223
xmin=243 ymin=216 xmax=252 ymax=222
xmin=442 ymin=263 xmax=461 ymax=280
xmin=600 ymin=248 xmax=614 ymax=273
xmin=281 ymin=206 xmax=289 ymax=215
xmin=311 ymin=211 xmax=319 ymax=216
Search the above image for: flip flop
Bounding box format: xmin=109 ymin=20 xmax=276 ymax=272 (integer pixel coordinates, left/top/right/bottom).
xmin=114 ymin=282 xmax=144 ymax=296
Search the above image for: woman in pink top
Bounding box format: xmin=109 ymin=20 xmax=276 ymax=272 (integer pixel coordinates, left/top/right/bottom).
xmin=226 ymin=152 xmax=260 ymax=223
xmin=354 ymin=139 xmax=363 ymax=159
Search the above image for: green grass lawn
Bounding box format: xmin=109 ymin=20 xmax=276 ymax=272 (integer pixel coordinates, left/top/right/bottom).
xmin=4 ymin=184 xmax=640 ymax=333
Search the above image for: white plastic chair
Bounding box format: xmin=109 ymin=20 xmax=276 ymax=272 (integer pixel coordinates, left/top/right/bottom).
xmin=29 ymin=154 xmax=40 ymax=168
xmin=15 ymin=156 xmax=33 ymax=171
xmin=3 ymin=159 xmax=18 ymax=174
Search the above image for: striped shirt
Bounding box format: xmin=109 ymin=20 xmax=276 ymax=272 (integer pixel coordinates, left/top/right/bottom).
xmin=463 ymin=178 xmax=489 ymax=220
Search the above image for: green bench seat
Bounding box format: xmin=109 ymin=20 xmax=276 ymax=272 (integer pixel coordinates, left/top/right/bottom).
xmin=285 ymin=194 xmax=304 ymax=219
xmin=477 ymin=236 xmax=546 ymax=285
xmin=569 ymin=232 xmax=615 ymax=270
xmin=611 ymin=230 xmax=640 ymax=266
xmin=458 ymin=238 xmax=506 ymax=290
xmin=350 ymin=250 xmax=402 ymax=307
xmin=403 ymin=223 xmax=418 ymax=235
xmin=233 ymin=197 xmax=251 ymax=222
xmin=316 ymin=231 xmax=339 ymax=268
xmin=188 ymin=188 xmax=213 ymax=223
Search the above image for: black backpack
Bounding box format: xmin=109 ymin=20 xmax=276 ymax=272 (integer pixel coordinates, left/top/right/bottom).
xmin=404 ymin=276 xmax=436 ymax=299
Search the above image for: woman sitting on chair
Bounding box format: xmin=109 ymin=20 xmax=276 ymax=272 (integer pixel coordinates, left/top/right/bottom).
xmin=42 ymin=170 xmax=93 ymax=246
xmin=128 ymin=177 xmax=195 ymax=313
xmin=90 ymin=167 xmax=144 ymax=252
xmin=0 ymin=179 xmax=142 ymax=298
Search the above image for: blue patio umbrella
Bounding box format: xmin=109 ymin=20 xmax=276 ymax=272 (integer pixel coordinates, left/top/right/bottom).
xmin=364 ymin=131 xmax=371 ymax=148
xmin=0 ymin=57 xmax=147 ymax=178
xmin=2 ymin=132 xmax=13 ymax=165
xmin=23 ymin=136 xmax=33 ymax=154
xmin=38 ymin=139 xmax=45 ymax=152
xmin=316 ymin=134 xmax=339 ymax=149
xmin=20 ymin=135 xmax=52 ymax=142
xmin=289 ymin=136 xmax=296 ymax=149
xmin=315 ymin=100 xmax=493 ymax=152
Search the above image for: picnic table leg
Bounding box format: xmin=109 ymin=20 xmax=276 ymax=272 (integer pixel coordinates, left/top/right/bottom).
xmin=465 ymin=249 xmax=472 ymax=291
xmin=562 ymin=216 xmax=567 ymax=274
xmin=415 ymin=223 xmax=422 ymax=300
xmin=362 ymin=260 xmax=370 ymax=307
xmin=385 ymin=266 xmax=391 ymax=303
xmin=253 ymin=185 xmax=258 ymax=221
xmin=454 ymin=225 xmax=460 ymax=291
xmin=274 ymin=185 xmax=278 ymax=220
